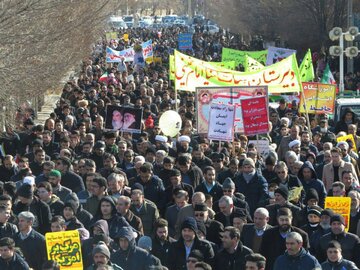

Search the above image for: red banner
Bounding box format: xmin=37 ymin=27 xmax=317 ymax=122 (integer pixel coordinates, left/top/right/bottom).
xmin=241 ymin=96 xmax=269 ymax=136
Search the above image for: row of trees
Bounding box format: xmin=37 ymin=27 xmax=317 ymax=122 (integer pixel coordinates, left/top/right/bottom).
xmin=0 ymin=0 xmax=121 ymax=127
xmin=205 ymin=0 xmax=360 ymax=50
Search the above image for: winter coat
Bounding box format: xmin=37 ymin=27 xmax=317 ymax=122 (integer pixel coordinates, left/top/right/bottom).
xmin=273 ymin=248 xmax=321 ymax=270
xmin=110 ymin=227 xmax=154 ymax=270
xmin=298 ymin=161 xmax=327 ymax=208
xmin=215 ymin=241 xmax=253 ymax=270
xmin=0 ymin=221 xmax=18 ymax=239
xmin=132 ymin=175 xmax=165 ymax=210
xmin=234 ymin=172 xmax=269 ymax=215
xmin=0 ymin=251 xmax=30 ymax=270
xmin=260 ymin=225 xmax=310 ymax=270
xmin=61 ymin=170 xmax=85 ymax=193
xmin=130 ymin=200 xmax=159 ymax=236
xmin=14 ymin=229 xmax=46 ymax=270
xmin=321 ymin=258 xmax=359 ymax=270
xmin=168 ymin=234 xmax=215 ymax=270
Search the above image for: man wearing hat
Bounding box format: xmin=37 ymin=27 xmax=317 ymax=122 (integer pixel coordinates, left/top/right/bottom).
xmin=265 ymin=185 xmax=301 ymax=226
xmin=317 ymin=214 xmax=360 ymax=266
xmin=277 ymin=125 xmax=301 ymax=161
xmin=260 ymin=207 xmax=309 ymax=270
xmin=47 ymin=169 xmax=71 ymax=202
xmin=111 ymin=227 xmax=154 ymax=269
xmin=186 ymin=249 xmax=205 ymax=270
xmin=295 ymin=188 xmax=322 ymax=227
xmin=177 ymin=135 xmax=192 ymax=154
xmin=87 ymin=241 xmax=123 ymax=270
xmin=297 ymin=160 xmax=327 ymax=208
xmin=13 ymin=183 xmax=52 ymax=234
xmin=164 ymin=169 xmax=193 ymax=206
xmin=309 ymin=209 xmax=334 ymax=255
xmin=288 ymin=139 xmax=301 ymax=156
xmin=234 ymin=157 xmax=269 ymax=215
xmin=300 ymin=205 xmax=323 ymax=238
xmin=194 ymin=202 xmax=224 ymax=246
xmin=168 ymin=217 xmax=214 ymax=270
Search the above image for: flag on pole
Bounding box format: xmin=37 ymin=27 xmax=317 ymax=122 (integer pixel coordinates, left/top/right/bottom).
xmin=244 ymin=55 xmax=264 ymax=72
xmin=321 ymin=64 xmax=336 ymax=84
xmin=299 ymin=49 xmax=315 ymax=82
xmin=99 ymin=72 xmax=108 ymax=82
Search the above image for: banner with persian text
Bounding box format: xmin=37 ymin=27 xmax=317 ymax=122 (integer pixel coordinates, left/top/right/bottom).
xmin=299 ymin=82 xmax=336 ymax=114
xmin=221 ymin=48 xmax=268 ymax=66
xmin=175 ymin=50 xmax=302 ymax=93
xmin=241 ymin=96 xmax=269 ymax=136
xmin=208 ymin=104 xmax=236 ymax=141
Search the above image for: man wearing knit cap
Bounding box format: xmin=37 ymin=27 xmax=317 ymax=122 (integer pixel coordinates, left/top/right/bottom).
xmin=48 ymin=169 xmax=71 ymax=202
xmin=186 ymin=249 xmax=205 ymax=270
xmin=164 ymin=168 xmax=193 ymax=206
xmin=300 ymin=205 xmax=323 ymax=238
xmin=309 ymin=208 xmax=334 ymax=255
xmin=295 ymin=188 xmax=321 ymax=227
xmin=168 ymin=217 xmax=214 ymax=270
xmin=13 ymin=183 xmax=52 ymax=234
xmin=213 ymin=177 xmax=251 ymax=216
xmin=87 ymin=241 xmax=123 ymax=270
xmin=234 ymin=157 xmax=269 ymax=215
xmin=317 ymin=214 xmax=360 ymax=266
xmin=265 ymin=185 xmax=301 ymax=226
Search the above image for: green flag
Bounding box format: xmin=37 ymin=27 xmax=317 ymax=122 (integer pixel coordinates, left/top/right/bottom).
xmin=299 ymin=49 xmax=315 ymax=82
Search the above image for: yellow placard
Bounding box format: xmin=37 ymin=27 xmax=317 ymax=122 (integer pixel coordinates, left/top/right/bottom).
xmin=325 ymin=197 xmax=351 ymax=232
xmin=123 ymin=33 xmax=129 ymax=41
xmin=45 ymin=230 xmax=83 ymax=270
xmin=337 ymin=134 xmax=356 ymax=151
xmin=288 ymin=186 xmax=303 ymax=202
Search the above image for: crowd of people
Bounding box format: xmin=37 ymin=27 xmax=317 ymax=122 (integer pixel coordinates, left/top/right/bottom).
xmin=0 ymin=24 xmax=360 ymax=270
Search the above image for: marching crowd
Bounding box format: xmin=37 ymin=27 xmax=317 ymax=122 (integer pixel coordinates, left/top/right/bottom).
xmin=1 ymin=25 xmax=360 ymax=270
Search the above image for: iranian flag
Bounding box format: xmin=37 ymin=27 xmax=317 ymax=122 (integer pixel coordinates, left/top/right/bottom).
xmin=321 ymin=64 xmax=336 ymax=84
xmin=99 ymin=72 xmax=108 ymax=82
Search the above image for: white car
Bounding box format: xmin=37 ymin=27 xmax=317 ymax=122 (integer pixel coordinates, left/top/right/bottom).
xmin=206 ymin=25 xmax=220 ymax=34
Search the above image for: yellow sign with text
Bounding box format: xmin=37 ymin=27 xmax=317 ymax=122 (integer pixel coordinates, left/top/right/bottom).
xmin=325 ymin=197 xmax=351 ymax=232
xmin=337 ymin=134 xmax=356 ymax=151
xmin=45 ymin=230 xmax=83 ymax=270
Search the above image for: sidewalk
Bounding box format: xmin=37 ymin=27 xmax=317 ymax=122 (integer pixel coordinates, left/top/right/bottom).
xmin=35 ymin=94 xmax=60 ymax=125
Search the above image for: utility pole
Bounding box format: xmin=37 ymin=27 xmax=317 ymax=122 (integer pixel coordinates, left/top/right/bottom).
xmin=187 ymin=0 xmax=192 ymax=17
xmin=347 ymin=0 xmax=354 ymax=73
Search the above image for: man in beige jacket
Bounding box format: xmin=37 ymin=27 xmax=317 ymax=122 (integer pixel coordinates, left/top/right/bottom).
xmin=322 ymin=147 xmax=359 ymax=191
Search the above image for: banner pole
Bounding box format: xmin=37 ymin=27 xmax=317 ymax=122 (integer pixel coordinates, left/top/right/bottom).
xmin=300 ymin=90 xmax=312 ymax=132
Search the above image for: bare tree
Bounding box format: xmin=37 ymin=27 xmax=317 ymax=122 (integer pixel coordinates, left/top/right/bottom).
xmin=0 ymin=0 xmax=121 ymax=127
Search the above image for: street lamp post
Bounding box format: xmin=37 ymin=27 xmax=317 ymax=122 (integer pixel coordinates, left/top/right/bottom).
xmin=329 ymin=26 xmax=359 ymax=93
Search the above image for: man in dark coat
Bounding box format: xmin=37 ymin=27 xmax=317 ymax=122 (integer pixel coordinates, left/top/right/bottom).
xmin=151 ymin=218 xmax=175 ymax=268
xmin=13 ymin=184 xmax=52 ymax=234
xmin=215 ymin=226 xmax=253 ymax=270
xmin=168 ymin=217 xmax=215 ymax=270
xmin=0 ymin=237 xmax=29 ymax=270
xmin=316 ymin=214 xmax=360 ymax=267
xmin=234 ymin=158 xmax=269 ymax=215
xmin=14 ymin=211 xmax=46 ymax=270
xmin=260 ymin=207 xmax=309 ymax=270
xmin=195 ymin=166 xmax=223 ymax=203
xmin=56 ymin=156 xmax=85 ymax=193
xmin=110 ymin=226 xmax=154 ymax=270
xmin=241 ymin=207 xmax=272 ymax=253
